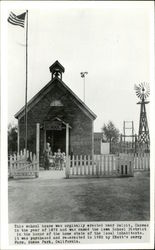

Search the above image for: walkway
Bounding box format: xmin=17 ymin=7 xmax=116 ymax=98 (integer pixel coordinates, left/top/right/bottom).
xmin=39 ymin=169 xmax=65 ymax=179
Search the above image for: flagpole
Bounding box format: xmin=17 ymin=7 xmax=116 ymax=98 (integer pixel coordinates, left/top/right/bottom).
xmin=25 ymin=10 xmax=28 ymax=153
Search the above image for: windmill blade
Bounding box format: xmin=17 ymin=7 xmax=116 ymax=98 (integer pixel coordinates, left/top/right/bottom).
xmin=141 ymin=82 xmax=145 ymax=87
xmin=136 ymin=93 xmax=143 ymax=100
xmin=134 ymin=82 xmax=150 ymax=100
xmin=135 ymin=85 xmax=141 ymax=92
xmin=140 ymin=83 xmax=144 ymax=89
xmin=135 ymin=88 xmax=141 ymax=94
xmin=139 ymin=94 xmax=143 ymax=100
xmin=139 ymin=83 xmax=143 ymax=88
xmin=146 ymin=91 xmax=150 ymax=97
xmin=136 ymin=92 xmax=141 ymax=97
xmin=144 ymin=90 xmax=150 ymax=99
xmin=134 ymin=85 xmax=141 ymax=93
xmin=134 ymin=84 xmax=140 ymax=90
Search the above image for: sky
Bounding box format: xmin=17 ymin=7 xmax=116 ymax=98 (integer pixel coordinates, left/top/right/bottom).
xmin=5 ymin=1 xmax=153 ymax=134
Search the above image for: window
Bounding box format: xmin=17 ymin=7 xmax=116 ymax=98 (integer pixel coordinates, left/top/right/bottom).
xmin=50 ymin=100 xmax=63 ymax=107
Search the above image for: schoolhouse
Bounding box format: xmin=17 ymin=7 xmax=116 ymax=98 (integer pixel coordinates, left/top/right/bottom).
xmin=15 ymin=61 xmax=97 ymax=157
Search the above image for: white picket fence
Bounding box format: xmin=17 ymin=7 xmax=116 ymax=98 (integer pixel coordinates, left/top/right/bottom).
xmin=133 ymin=153 xmax=150 ymax=171
xmin=65 ymin=154 xmax=134 ymax=178
xmin=8 ymin=150 xmax=39 ymax=179
xmin=8 ymin=151 xmax=149 ymax=179
xmin=65 ymin=153 xmax=150 ymax=178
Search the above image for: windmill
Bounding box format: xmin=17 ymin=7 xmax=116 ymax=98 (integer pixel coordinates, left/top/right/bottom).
xmin=134 ymin=82 xmax=150 ymax=149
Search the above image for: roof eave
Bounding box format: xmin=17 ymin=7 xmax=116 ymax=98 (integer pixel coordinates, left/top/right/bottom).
xmin=14 ymin=79 xmax=53 ymax=119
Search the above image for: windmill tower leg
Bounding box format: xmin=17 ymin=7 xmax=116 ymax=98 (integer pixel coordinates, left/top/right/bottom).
xmin=138 ymin=101 xmax=150 ymax=150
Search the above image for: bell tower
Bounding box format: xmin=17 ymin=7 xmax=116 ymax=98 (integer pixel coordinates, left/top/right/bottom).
xmin=49 ymin=60 xmax=65 ymax=80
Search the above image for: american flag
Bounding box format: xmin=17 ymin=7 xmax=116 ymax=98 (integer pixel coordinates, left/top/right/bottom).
xmin=8 ymin=12 xmax=26 ymax=28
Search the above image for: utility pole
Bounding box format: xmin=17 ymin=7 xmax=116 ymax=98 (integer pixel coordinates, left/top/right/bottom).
xmin=80 ymin=72 xmax=88 ymax=103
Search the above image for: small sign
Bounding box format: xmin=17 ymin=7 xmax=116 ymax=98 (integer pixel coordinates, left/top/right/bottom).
xmin=44 ymin=121 xmax=62 ymax=130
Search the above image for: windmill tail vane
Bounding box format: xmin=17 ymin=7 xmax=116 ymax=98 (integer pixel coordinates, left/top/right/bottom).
xmin=80 ymin=72 xmax=88 ymax=78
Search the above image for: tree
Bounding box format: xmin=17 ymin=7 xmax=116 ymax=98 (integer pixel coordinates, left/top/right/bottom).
xmin=102 ymin=121 xmax=120 ymax=143
xmin=8 ymin=123 xmax=17 ymax=154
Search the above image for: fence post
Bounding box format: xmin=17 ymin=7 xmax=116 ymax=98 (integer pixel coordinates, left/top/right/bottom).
xmin=72 ymin=155 xmax=74 ymax=175
xmin=96 ymin=157 xmax=99 ymax=177
xmin=116 ymin=156 xmax=120 ymax=175
xmin=76 ymin=155 xmax=78 ymax=175
xmin=17 ymin=152 xmax=20 ymax=170
xmin=23 ymin=148 xmax=26 ymax=160
xmin=80 ymin=155 xmax=82 ymax=175
xmin=88 ymin=155 xmax=90 ymax=175
xmin=84 ymin=155 xmax=86 ymax=175
xmin=111 ymin=155 xmax=114 ymax=175
xmin=65 ymin=156 xmax=70 ymax=178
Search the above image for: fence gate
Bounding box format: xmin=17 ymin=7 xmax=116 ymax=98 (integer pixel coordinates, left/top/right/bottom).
xmin=65 ymin=154 xmax=134 ymax=178
xmin=8 ymin=150 xmax=39 ymax=179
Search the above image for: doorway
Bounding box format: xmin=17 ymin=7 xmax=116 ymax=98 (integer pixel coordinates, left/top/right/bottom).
xmin=46 ymin=129 xmax=66 ymax=153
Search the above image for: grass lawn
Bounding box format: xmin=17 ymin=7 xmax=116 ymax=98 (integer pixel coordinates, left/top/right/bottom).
xmin=8 ymin=171 xmax=150 ymax=223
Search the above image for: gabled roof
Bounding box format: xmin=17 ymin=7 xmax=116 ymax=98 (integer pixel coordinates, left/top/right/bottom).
xmin=15 ymin=77 xmax=97 ymax=120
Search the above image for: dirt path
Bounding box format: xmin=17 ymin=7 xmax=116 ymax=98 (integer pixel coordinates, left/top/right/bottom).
xmin=8 ymin=171 xmax=150 ymax=223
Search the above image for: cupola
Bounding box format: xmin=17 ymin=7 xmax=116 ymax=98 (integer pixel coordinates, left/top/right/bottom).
xmin=49 ymin=60 xmax=65 ymax=80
